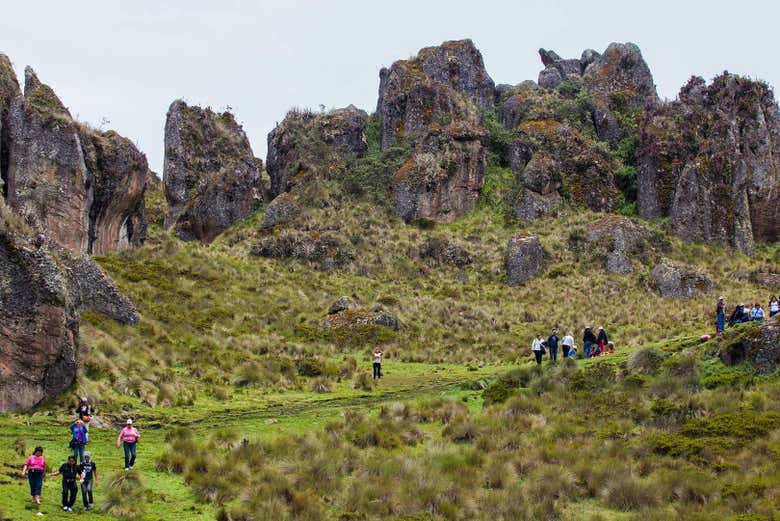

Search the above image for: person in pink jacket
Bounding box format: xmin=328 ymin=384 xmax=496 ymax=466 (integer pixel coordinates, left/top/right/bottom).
xmin=116 ymin=419 xmax=140 ymax=470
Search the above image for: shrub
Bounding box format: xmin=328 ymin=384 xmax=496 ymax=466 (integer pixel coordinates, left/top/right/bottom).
xmin=102 ymin=471 xmax=147 ymax=520
xmin=602 ymin=472 xmax=658 ymax=510
xmin=628 ymin=347 xmax=665 ymax=375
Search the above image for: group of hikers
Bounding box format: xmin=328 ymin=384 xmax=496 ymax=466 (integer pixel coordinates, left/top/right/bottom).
xmin=530 ymin=327 xmax=614 ymax=364
xmin=20 ymin=397 xmax=141 ymax=514
xmin=716 ymin=295 xmax=779 ymax=333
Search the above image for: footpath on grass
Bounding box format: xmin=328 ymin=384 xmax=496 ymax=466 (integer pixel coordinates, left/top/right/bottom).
xmin=0 ymin=362 xmax=508 ymax=521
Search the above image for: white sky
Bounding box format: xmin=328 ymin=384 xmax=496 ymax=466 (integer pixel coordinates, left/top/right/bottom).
xmin=2 ymin=0 xmax=777 ymax=172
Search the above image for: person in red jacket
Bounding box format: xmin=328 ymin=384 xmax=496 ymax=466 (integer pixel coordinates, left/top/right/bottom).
xmin=116 ymin=419 xmax=140 ymax=471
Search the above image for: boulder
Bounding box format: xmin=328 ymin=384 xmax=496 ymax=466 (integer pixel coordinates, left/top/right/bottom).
xmin=250 ymin=230 xmax=353 ymax=270
xmin=328 ymin=296 xmax=354 ymax=315
xmin=163 ymin=100 xmax=263 ymax=243
xmin=585 ymin=215 xmax=651 ymax=273
xmin=506 ymin=233 xmax=544 ymax=286
xmin=0 ymin=212 xmax=138 ymax=412
xmin=377 ymin=39 xmax=493 ymax=149
xmin=323 ymin=307 xmax=399 ymax=331
xmin=419 ymin=236 xmax=472 ymax=267
xmin=5 ymin=68 xmax=92 ymax=253
xmin=393 ymin=123 xmax=485 ymax=223
xmin=537 ymin=48 xmax=583 ymax=88
xmin=266 ymin=105 xmax=368 ymax=199
xmin=650 ymin=258 xmax=712 ymax=298
xmin=509 ymin=120 xmax=618 ymax=221
xmin=262 ymin=192 xmax=301 ymax=229
xmin=637 ymin=73 xmax=780 ymax=254
xmin=719 ymin=318 xmax=780 ymax=375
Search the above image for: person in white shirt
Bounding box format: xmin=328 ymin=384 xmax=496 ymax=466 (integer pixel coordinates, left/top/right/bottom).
xmin=561 ymin=331 xmax=575 ymax=358
xmin=769 ymin=295 xmax=779 ymax=318
xmin=531 ymin=334 xmax=545 ymax=365
xmin=749 ymin=303 xmax=765 ymax=322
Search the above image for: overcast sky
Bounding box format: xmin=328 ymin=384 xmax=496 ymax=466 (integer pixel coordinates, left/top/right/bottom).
xmin=2 ymin=0 xmax=777 ymax=172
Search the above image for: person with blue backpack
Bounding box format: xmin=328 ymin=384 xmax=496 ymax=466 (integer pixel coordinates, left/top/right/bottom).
xmin=69 ymin=419 xmax=88 ymax=464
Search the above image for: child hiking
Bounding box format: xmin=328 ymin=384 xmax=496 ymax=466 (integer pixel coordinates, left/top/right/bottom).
xmin=21 ymin=446 xmax=45 ymax=513
xmin=80 ymin=451 xmax=98 ymax=510
xmin=117 ymin=419 xmax=140 ymax=470
xmin=372 ymin=347 xmax=383 ymax=380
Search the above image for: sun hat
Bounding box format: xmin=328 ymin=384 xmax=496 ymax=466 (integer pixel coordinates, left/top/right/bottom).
xmin=126 ymin=419 xmax=133 ymax=425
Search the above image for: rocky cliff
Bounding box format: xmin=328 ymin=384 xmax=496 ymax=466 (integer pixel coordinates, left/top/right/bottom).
xmin=164 ymin=100 xmax=263 ymax=242
xmin=637 ymin=73 xmax=780 ymax=254
xmin=0 ymin=210 xmax=138 ymax=412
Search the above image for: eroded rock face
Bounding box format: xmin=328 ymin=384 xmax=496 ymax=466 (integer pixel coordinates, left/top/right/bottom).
xmin=584 ymin=215 xmax=651 ymax=273
xmin=638 ymin=74 xmax=780 ymax=254
xmin=720 ymin=318 xmax=780 ymax=375
xmin=378 ymin=39 xmax=493 ymax=148
xmin=266 ymin=105 xmax=368 ymax=200
xmin=164 ymin=100 xmax=263 ymax=242
xmin=650 ymin=258 xmax=712 ymax=299
xmin=509 ymin=120 xmax=618 ymax=221
xmin=506 ymin=233 xmax=544 ymax=286
xmin=0 ymin=54 xmax=21 ymax=198
xmin=0 ymin=215 xmax=138 ymax=412
xmin=393 ymin=124 xmax=485 ymax=223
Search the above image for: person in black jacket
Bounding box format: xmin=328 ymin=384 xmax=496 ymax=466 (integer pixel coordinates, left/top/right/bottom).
xmin=75 ymin=397 xmax=93 ymax=431
xmin=596 ymin=326 xmax=609 ymax=356
xmin=547 ymin=328 xmax=560 ymax=361
xmin=583 ymin=327 xmax=597 ymax=358
xmin=48 ymin=456 xmax=79 ymax=511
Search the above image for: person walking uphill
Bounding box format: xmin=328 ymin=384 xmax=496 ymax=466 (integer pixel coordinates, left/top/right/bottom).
xmin=372 ymin=347 xmax=383 ymax=380
xmin=48 ymin=455 xmax=79 ymax=511
xmin=582 ymin=327 xmax=597 ymax=359
xmin=716 ymin=297 xmax=727 ymax=334
xmin=117 ymin=419 xmax=140 ymax=471
xmin=80 ymin=451 xmax=98 ymax=510
xmin=70 ymin=419 xmax=88 ymax=463
xmin=547 ymin=328 xmax=560 ymax=361
xmin=532 ymin=334 xmax=545 ymax=365
xmin=21 ymin=446 xmax=46 ymax=511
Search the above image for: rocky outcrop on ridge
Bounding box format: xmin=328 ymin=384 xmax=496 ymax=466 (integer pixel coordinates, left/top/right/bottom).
xmin=650 ymin=258 xmax=712 ymax=299
xmin=0 ymin=212 xmax=138 ymax=412
xmin=583 ymin=215 xmax=652 ymax=273
xmin=164 ymin=100 xmax=263 ymax=242
xmin=637 ymin=73 xmax=780 ymax=255
xmin=1 ymin=62 xmax=148 ymax=254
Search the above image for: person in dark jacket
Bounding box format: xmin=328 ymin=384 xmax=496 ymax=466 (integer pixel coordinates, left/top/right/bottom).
xmin=597 ymin=327 xmax=608 ymax=352
xmin=729 ymin=304 xmax=748 ymax=327
xmin=547 ymin=328 xmax=560 ymax=362
xmin=582 ymin=327 xmax=597 ymax=359
xmin=48 ymin=455 xmax=79 ymax=511
xmin=75 ymin=397 xmax=93 ymax=427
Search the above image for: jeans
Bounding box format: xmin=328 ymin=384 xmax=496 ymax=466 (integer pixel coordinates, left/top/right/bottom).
xmin=584 ymin=341 xmax=592 ymax=358
xmin=28 ymin=470 xmax=43 ymax=496
xmin=123 ymin=442 xmax=137 ymax=468
xmin=770 ymin=310 xmax=779 ymax=318
xmin=81 ymin=480 xmax=94 ymax=507
xmin=62 ymin=480 xmax=78 ymax=508
xmin=549 ymin=346 xmax=558 ymax=361
xmin=534 ymin=351 xmax=543 ymax=364
xmin=717 ymin=313 xmax=725 ymax=333
xmin=372 ymin=362 xmax=382 ymax=379
xmin=73 ymin=443 xmax=85 ymax=463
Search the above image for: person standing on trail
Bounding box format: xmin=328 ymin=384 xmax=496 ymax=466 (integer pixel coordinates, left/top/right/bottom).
xmin=48 ymin=455 xmax=79 ymax=511
xmin=80 ymin=451 xmax=98 ymax=510
xmin=69 ymin=419 xmax=88 ymax=463
xmin=716 ymin=297 xmax=727 ymax=334
xmin=21 ymin=446 xmax=46 ymax=511
xmin=582 ymin=327 xmax=597 ymax=359
xmin=562 ymin=331 xmax=575 ymax=358
xmin=372 ymin=347 xmax=383 ymax=380
xmin=597 ymin=326 xmax=609 ymax=352
xmin=769 ymin=295 xmax=779 ymax=318
xmin=531 ymin=334 xmax=545 ymax=365
xmin=117 ymin=419 xmax=140 ymax=470
xmin=547 ymin=328 xmax=560 ymax=361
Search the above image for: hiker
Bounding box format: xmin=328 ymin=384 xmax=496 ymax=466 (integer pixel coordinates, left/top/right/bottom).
xmin=770 ymin=295 xmax=780 ymax=318
xmin=372 ymin=347 xmax=383 ymax=380
xmin=562 ymin=331 xmax=575 ymax=358
xmin=75 ymin=397 xmax=93 ymax=428
xmin=531 ymin=334 xmax=545 ymax=365
xmin=716 ymin=296 xmax=727 ymax=334
xmin=48 ymin=455 xmax=79 ymax=512
xmin=749 ymin=302 xmax=765 ymax=322
xmin=547 ymin=328 xmax=560 ymax=361
xmin=606 ymin=341 xmax=615 ymax=354
xmin=582 ymin=327 xmax=597 ymax=358
xmin=21 ymin=446 xmax=46 ymax=510
xmin=69 ymin=419 xmax=88 ymax=463
xmin=729 ymin=304 xmax=747 ymax=327
xmin=567 ymin=344 xmax=578 ymax=358
xmin=117 ymin=419 xmax=140 ymax=470
xmin=80 ymin=451 xmax=98 ymax=510
xmin=597 ymin=326 xmax=609 ymax=352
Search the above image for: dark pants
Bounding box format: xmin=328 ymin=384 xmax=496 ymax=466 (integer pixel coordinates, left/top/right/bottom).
xmin=584 ymin=341 xmax=592 ymax=358
xmin=562 ymin=345 xmax=572 ymax=358
xmin=73 ymin=443 xmax=85 ymax=463
xmin=28 ymin=470 xmax=43 ymax=496
xmin=549 ymin=346 xmax=558 ymax=361
xmin=81 ymin=480 xmax=94 ymax=507
xmin=372 ymin=362 xmax=382 ymax=379
xmin=534 ymin=350 xmax=543 ymax=364
xmin=123 ymin=441 xmax=137 ymax=468
xmin=770 ymin=310 xmax=779 ymax=317
xmin=62 ymin=480 xmax=78 ymax=507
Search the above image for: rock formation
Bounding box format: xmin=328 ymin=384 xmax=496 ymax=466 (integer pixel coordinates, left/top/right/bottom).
xmin=251 ymin=230 xmax=353 ymax=270
xmin=1 ymin=62 xmax=148 ymax=255
xmin=0 ymin=54 xmax=21 ymax=199
xmin=509 ymin=120 xmax=618 ymax=221
xmin=419 ymin=236 xmax=472 ymax=267
xmin=584 ymin=215 xmax=651 ymax=273
xmin=0 ymin=211 xmax=138 ymax=412
xmin=163 ymin=100 xmax=263 ymax=242
xmin=378 ymin=40 xmax=491 ymax=223
xmin=266 ymin=105 xmax=368 ymax=200
xmin=720 ymin=317 xmax=780 ymax=375
xmin=637 ymin=73 xmax=780 ymax=254
xmin=506 ymin=233 xmax=544 ymax=286
xmin=650 ymin=258 xmax=712 ymax=299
